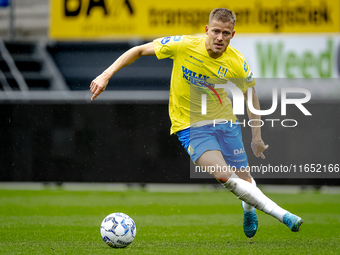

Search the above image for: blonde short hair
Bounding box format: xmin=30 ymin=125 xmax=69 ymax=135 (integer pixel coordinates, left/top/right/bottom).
xmin=209 ymin=8 xmax=236 ymax=27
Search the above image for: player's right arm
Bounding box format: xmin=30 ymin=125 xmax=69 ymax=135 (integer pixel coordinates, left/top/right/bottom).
xmin=244 ymin=87 xmax=269 ymax=159
xmin=90 ymin=42 xmax=155 ymax=101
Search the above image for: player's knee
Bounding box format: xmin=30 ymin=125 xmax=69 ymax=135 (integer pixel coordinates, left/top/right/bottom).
xmin=235 ymin=169 xmax=252 ymax=180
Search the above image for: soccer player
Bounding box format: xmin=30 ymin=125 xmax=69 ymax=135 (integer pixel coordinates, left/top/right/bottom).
xmin=90 ymin=8 xmax=303 ymax=238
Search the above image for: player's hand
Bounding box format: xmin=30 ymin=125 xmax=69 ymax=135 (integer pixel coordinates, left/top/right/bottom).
xmin=90 ymin=73 xmax=110 ymax=101
xmin=251 ymin=139 xmax=269 ymax=159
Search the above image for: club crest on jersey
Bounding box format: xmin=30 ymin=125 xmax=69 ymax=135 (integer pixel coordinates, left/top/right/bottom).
xmin=218 ymin=66 xmax=228 ymax=78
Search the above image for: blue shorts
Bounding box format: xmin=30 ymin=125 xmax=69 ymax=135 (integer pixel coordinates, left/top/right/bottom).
xmin=177 ymin=122 xmax=248 ymax=169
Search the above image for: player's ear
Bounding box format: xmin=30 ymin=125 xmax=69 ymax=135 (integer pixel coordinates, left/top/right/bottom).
xmin=205 ymin=25 xmax=209 ymax=35
xmin=231 ymin=30 xmax=235 ymax=38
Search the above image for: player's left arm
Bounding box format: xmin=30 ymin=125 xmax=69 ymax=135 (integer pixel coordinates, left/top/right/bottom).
xmin=244 ymin=87 xmax=269 ymax=159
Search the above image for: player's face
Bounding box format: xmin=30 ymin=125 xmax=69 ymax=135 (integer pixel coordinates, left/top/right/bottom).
xmin=205 ymin=20 xmax=235 ymax=59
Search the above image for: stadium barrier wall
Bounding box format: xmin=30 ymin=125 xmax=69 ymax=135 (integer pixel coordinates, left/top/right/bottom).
xmin=1 ymin=102 xmax=339 ymax=185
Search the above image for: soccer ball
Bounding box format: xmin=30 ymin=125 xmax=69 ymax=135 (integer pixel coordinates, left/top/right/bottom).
xmin=100 ymin=212 xmax=136 ymax=248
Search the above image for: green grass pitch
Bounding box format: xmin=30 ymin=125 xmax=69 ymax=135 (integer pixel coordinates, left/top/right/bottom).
xmin=1 ymin=188 xmax=340 ymax=254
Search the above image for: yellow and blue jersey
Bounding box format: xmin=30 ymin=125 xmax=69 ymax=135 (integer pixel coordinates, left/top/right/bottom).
xmin=153 ymin=35 xmax=256 ymax=134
